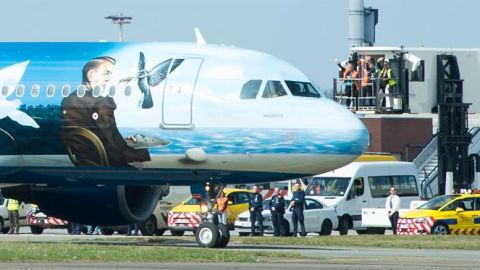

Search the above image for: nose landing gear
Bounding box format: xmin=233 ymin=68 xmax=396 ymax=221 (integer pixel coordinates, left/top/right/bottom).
xmin=191 ymin=182 xmax=231 ymax=248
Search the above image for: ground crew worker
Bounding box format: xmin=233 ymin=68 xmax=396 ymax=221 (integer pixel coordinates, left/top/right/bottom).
xmin=216 ymin=191 xmax=229 ymax=225
xmin=386 ymin=186 xmax=401 ymax=235
xmin=341 ymin=61 xmax=359 ymax=108
xmin=378 ymin=59 xmax=396 ymax=109
xmin=249 ymin=185 xmax=263 ymax=236
xmin=270 ymin=188 xmax=286 ymax=236
xmin=6 ymin=198 xmax=20 ymax=234
xmin=290 ymin=183 xmax=306 ymax=237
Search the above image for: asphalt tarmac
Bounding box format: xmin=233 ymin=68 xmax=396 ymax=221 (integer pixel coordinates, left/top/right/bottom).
xmin=0 ymin=228 xmax=478 ymax=270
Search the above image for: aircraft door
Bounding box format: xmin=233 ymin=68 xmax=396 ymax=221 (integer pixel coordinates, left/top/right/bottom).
xmin=161 ymin=58 xmax=203 ymax=129
xmin=346 ymin=177 xmax=367 ymax=228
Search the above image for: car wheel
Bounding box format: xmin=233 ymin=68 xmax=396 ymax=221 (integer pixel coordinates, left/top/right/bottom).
xmin=320 ymin=219 xmax=333 ymax=236
xmin=216 ymin=223 xmax=230 ymax=248
xmin=156 ymin=228 xmax=166 ymax=236
xmin=100 ymin=228 xmax=114 ymax=235
xmin=30 ymin=226 xmax=44 ymax=235
xmin=170 ymin=230 xmax=185 ymax=236
xmin=195 ymin=223 xmax=220 ymax=248
xmin=140 ymin=215 xmax=157 ymax=236
xmin=339 ymin=216 xmax=349 ymax=235
xmin=431 ymin=223 xmax=449 ymax=235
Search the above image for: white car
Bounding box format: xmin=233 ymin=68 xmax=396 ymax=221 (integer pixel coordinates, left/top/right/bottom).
xmin=235 ymin=195 xmax=338 ymax=236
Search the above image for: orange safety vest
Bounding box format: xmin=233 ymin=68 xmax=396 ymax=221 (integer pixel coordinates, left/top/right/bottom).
xmin=217 ymin=196 xmax=228 ymax=212
xmin=342 ymin=68 xmax=360 ymax=91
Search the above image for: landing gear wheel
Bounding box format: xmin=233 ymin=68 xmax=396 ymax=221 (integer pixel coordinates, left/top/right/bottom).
xmin=195 ymin=222 xmax=220 ymax=248
xmin=216 ymin=223 xmax=230 ymax=248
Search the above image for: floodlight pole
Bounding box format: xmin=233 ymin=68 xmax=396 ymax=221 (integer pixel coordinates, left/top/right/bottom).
xmin=105 ymin=13 xmax=132 ymax=42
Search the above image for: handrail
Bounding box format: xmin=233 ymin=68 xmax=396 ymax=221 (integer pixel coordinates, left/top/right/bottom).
xmin=421 ymin=165 xmax=438 ymax=199
xmin=412 ymin=135 xmax=438 ymax=169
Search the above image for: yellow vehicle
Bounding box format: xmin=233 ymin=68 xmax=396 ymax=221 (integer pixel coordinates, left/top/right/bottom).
xmin=167 ymin=188 xmax=253 ymax=235
xmin=398 ymin=194 xmax=480 ymax=235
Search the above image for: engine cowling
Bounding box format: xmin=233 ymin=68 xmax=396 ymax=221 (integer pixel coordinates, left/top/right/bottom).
xmin=3 ymin=184 xmax=163 ymax=225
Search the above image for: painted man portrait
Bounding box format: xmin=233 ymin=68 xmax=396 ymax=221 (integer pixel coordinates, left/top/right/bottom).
xmin=61 ymin=56 xmax=150 ymax=167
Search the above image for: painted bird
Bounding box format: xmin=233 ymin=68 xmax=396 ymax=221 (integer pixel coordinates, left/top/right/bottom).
xmin=137 ymin=52 xmax=173 ymax=109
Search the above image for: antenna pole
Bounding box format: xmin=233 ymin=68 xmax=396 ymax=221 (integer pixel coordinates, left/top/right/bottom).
xmin=105 ymin=13 xmax=132 ymax=42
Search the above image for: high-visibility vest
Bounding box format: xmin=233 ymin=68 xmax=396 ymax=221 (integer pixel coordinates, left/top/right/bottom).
xmin=379 ymin=67 xmax=396 ymax=87
xmin=7 ymin=199 xmax=19 ymax=211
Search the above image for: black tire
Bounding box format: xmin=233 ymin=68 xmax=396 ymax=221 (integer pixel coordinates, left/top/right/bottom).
xmin=216 ymin=223 xmax=230 ymax=248
xmin=195 ymin=223 xmax=220 ymax=248
xmin=431 ymin=223 xmax=449 ymax=235
xmin=238 ymin=232 xmax=250 ymax=237
xmin=320 ymin=219 xmax=333 ymax=236
xmin=140 ymin=215 xmax=157 ymax=236
xmin=170 ymin=230 xmax=185 ymax=236
xmin=156 ymin=228 xmax=166 ymax=236
xmin=100 ymin=228 xmax=114 ymax=235
xmin=339 ymin=216 xmax=349 ymax=235
xmin=30 ymin=226 xmax=44 ymax=235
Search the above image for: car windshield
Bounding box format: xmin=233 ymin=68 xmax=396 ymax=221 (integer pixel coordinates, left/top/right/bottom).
xmin=417 ymin=195 xmax=458 ymax=210
xmin=184 ymin=197 xmax=202 ymax=205
xmin=306 ymin=177 xmax=350 ymax=196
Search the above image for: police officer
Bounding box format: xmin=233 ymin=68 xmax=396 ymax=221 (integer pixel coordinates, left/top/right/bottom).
xmin=290 ymin=183 xmax=306 ymax=237
xmin=249 ymin=185 xmax=263 ymax=236
xmin=270 ymin=188 xmax=286 ymax=236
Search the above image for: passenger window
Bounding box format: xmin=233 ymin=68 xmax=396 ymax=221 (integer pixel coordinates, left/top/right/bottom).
xmin=262 ymin=80 xmax=287 ymax=98
xmin=16 ymin=85 xmax=25 ymax=97
xmin=305 ymin=199 xmax=323 ymax=210
xmin=235 ymin=192 xmax=251 ymax=204
xmin=348 ymin=177 xmax=364 ymax=199
xmin=31 ymin=85 xmax=40 ymax=97
xmin=124 ymin=85 xmax=132 ymax=96
xmin=76 ymin=84 xmax=86 ymax=97
xmin=46 ymin=84 xmax=55 ymax=97
xmin=62 ymin=84 xmax=71 ymax=97
xmin=92 ymin=86 xmax=101 ymax=97
xmin=443 ymin=198 xmax=474 ymax=211
xmin=108 ymin=85 xmax=116 ymax=97
xmin=240 ymin=80 xmax=262 ymax=99
xmin=227 ymin=193 xmax=236 ymax=204
xmin=1 ymin=86 xmax=9 ymax=97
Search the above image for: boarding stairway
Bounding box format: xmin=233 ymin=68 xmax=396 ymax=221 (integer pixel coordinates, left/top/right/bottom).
xmin=414 ymin=127 xmax=480 ymax=199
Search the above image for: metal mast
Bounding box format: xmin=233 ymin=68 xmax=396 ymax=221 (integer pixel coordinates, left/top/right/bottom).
xmin=105 ymin=14 xmax=132 ymax=42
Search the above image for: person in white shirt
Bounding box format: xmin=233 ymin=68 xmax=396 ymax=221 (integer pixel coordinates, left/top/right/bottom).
xmin=385 ymin=186 xmax=401 ymax=235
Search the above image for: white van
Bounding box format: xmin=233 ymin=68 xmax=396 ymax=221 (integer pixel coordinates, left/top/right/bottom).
xmin=305 ymin=161 xmax=420 ymax=235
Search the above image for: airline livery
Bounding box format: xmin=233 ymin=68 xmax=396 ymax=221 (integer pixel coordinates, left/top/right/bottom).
xmin=0 ymin=40 xmax=368 ymax=246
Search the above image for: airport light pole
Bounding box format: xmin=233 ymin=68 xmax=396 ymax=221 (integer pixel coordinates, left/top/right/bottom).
xmin=105 ymin=14 xmax=132 ymax=42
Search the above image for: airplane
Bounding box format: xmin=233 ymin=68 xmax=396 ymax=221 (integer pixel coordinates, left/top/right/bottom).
xmin=0 ymin=34 xmax=369 ymax=247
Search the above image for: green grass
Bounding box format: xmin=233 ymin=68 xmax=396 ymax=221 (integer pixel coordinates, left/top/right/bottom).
xmin=0 ymin=242 xmax=301 ymax=263
xmin=232 ymin=235 xmax=480 ymax=250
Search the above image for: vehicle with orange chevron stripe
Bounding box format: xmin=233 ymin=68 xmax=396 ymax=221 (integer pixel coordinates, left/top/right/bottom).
xmin=398 ymin=194 xmax=480 ymax=235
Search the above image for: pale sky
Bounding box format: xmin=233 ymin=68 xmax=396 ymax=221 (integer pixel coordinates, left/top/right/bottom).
xmin=0 ymin=0 xmax=476 ymax=88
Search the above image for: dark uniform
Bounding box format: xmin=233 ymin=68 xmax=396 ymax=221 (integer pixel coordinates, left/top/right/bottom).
xmin=292 ymin=189 xmax=306 ymax=237
xmin=271 ymin=193 xmax=286 ymax=236
xmin=249 ymin=193 xmax=263 ymax=235
xmin=61 ymin=91 xmax=150 ymax=167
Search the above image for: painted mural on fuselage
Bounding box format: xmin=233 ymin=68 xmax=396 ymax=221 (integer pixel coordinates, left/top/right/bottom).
xmin=0 ymin=42 xmax=368 ymax=180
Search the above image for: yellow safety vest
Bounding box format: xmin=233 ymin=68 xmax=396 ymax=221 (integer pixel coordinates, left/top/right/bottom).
xmin=7 ymin=199 xmax=19 ymax=211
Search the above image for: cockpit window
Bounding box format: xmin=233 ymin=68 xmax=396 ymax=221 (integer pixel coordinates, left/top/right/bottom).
xmin=262 ymin=80 xmax=287 ymax=98
xmin=240 ymin=80 xmax=262 ymax=99
xmin=285 ymin=81 xmax=321 ymax=98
